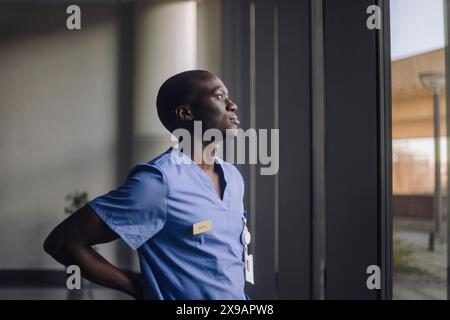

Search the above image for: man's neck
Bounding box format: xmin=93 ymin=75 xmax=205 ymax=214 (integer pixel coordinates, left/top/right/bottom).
xmin=190 ymin=139 xmax=220 ymax=173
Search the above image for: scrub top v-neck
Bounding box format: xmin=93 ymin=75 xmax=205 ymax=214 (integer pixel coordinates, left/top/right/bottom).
xmin=186 ymin=153 xmax=230 ymax=210
xmin=88 ymin=146 xmax=247 ymax=300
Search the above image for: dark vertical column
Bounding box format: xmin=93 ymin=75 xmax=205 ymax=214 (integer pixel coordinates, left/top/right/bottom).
xmin=377 ymin=0 xmax=393 ymax=300
xmin=115 ymin=3 xmax=135 ymax=270
xmin=323 ymin=0 xmax=383 ymax=299
xmin=311 ymin=0 xmax=326 ymax=300
xmin=253 ymin=0 xmax=277 ymax=299
xmin=278 ymin=0 xmax=312 ymax=299
xmin=117 ymin=3 xmax=134 ymax=184
xmin=221 ymin=0 xmax=255 ymax=297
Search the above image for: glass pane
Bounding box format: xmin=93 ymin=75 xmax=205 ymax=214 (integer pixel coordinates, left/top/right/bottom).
xmin=390 ymin=0 xmax=447 ymax=299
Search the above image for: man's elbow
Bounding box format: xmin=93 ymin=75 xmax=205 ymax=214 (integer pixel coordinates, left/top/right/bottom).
xmin=43 ymin=232 xmax=65 ymax=259
xmin=43 ymin=234 xmax=56 ymax=257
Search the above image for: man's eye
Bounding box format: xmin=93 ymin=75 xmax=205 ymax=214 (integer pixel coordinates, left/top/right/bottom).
xmin=217 ymin=94 xmax=224 ymax=100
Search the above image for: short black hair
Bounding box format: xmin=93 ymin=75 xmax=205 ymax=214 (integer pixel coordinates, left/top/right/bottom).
xmin=156 ymin=70 xmax=212 ymax=133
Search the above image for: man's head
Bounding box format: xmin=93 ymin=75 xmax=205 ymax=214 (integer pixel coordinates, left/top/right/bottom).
xmin=156 ymin=70 xmax=239 ymax=136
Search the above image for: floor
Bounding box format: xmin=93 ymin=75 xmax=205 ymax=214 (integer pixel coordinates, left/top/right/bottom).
xmin=2 ymin=230 xmax=447 ymax=300
xmin=0 ymin=287 xmax=132 ymax=300
xmin=393 ymin=230 xmax=447 ymax=300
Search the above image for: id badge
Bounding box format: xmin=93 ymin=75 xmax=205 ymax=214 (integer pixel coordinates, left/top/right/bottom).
xmin=245 ymin=253 xmax=254 ymax=284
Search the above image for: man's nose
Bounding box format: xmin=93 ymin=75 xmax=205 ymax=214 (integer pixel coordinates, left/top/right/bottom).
xmin=226 ymin=99 xmax=238 ymax=112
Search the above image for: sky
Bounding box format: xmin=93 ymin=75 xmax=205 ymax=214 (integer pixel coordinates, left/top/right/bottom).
xmin=390 ymin=0 xmax=445 ymax=60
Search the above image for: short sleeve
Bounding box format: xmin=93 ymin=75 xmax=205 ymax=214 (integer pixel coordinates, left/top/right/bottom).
xmin=88 ymin=164 xmax=168 ymax=250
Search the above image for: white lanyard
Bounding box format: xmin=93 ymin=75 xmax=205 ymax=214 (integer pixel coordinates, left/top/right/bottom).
xmin=242 ymin=212 xmax=254 ymax=284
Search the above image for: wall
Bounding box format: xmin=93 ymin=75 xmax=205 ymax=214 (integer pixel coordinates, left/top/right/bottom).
xmin=0 ymin=5 xmax=122 ymax=269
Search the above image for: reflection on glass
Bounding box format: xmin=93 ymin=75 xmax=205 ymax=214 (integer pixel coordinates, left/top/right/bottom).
xmin=391 ymin=0 xmax=446 ymax=300
xmin=393 ymin=139 xmax=447 ymax=299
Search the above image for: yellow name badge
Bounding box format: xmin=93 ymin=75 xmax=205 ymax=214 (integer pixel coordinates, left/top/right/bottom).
xmin=193 ymin=219 xmax=212 ymax=235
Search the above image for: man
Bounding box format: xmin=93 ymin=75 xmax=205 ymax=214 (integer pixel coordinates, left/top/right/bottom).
xmin=44 ymin=70 xmax=251 ymax=300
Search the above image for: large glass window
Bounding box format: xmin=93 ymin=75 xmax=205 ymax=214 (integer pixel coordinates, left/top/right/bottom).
xmin=391 ymin=0 xmax=447 ymax=299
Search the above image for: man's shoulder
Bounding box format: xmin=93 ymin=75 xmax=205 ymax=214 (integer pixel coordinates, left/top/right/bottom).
xmin=147 ymin=147 xmax=174 ymax=168
xmin=126 ymin=148 xmax=173 ymax=182
xmin=138 ymin=147 xmax=191 ymax=184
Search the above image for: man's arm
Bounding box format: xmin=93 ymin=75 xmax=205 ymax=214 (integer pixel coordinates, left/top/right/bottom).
xmin=43 ymin=205 xmax=143 ymax=299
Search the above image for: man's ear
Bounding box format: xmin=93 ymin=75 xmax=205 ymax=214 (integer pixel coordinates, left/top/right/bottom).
xmin=175 ymin=105 xmax=194 ymax=121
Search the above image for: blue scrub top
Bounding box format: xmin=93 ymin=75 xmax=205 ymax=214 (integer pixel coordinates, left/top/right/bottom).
xmin=88 ymin=147 xmax=247 ymax=300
